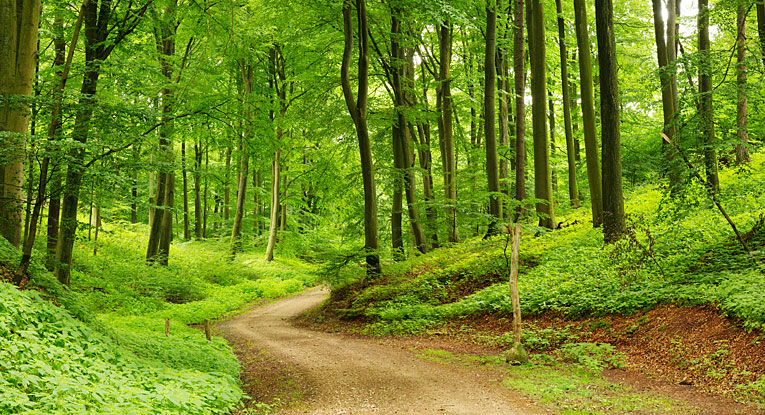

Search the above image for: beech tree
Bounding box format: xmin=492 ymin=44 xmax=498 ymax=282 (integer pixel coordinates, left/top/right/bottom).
xmin=595 ymin=0 xmax=625 ymax=243
xmin=0 ymin=0 xmax=41 ymax=248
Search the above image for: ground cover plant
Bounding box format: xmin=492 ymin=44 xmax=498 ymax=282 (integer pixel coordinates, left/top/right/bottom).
xmin=323 ymin=151 xmax=765 ymax=403
xmin=0 ymin=223 xmax=318 ymax=414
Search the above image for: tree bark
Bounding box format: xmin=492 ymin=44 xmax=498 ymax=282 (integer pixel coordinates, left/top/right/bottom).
xmin=0 ymin=0 xmax=41 ymax=248
xmin=698 ymin=0 xmax=719 ymax=191
xmin=595 ymin=0 xmax=625 ymax=244
xmin=573 ymin=0 xmax=603 ymax=227
xmin=265 ymin=149 xmax=280 ymax=261
xmin=513 ymin=0 xmax=527 ymax=222
xmin=735 ymin=2 xmax=749 ymax=165
xmin=223 ymin=145 xmax=231 ymax=222
xmin=341 ymin=0 xmax=380 ymax=274
xmin=392 ymin=123 xmax=404 ymax=259
xmin=757 ymin=0 xmax=765 ymax=68
xmin=391 ymin=11 xmax=427 ymax=254
xmin=528 ymin=0 xmax=554 ymax=229
xmin=232 ymin=59 xmax=253 ymax=256
xmin=193 ymin=139 xmax=203 ymax=237
xmin=181 ymin=139 xmax=190 ymax=239
xmin=485 ymin=0 xmax=502 ymax=236
xmin=652 ymin=0 xmax=681 ymax=186
xmin=556 ymin=0 xmax=579 ymax=208
xmin=497 ymin=2 xmax=511 ymax=219
xmin=439 ymin=23 xmax=458 ymax=243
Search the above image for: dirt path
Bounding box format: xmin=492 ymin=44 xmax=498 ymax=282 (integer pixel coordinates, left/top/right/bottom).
xmin=218 ymin=287 xmax=542 ymax=415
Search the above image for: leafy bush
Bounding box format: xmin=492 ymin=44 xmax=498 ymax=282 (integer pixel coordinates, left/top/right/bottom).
xmin=559 ymin=342 xmax=625 ymax=372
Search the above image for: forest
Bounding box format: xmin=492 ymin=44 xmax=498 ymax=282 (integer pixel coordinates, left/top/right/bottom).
xmin=1 ymin=0 xmax=764 ymax=413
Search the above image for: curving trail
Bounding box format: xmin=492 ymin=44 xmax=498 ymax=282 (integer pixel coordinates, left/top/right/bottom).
xmin=218 ymin=287 xmax=541 ymax=415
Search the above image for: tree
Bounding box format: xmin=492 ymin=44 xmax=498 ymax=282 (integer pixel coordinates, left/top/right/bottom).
xmin=0 ymin=0 xmax=41 ymax=247
xmin=651 ymin=0 xmax=681 ymax=184
xmin=512 ymin=0 xmax=526 ymax=222
xmin=595 ymin=0 xmax=625 ymax=244
xmin=485 ymin=0 xmax=502 ymax=236
xmin=735 ymin=0 xmax=749 ymax=165
xmin=232 ymin=59 xmax=253 ymax=257
xmin=341 ymin=0 xmax=380 ymax=274
xmin=528 ymin=0 xmax=554 ymax=229
xmin=555 ymin=0 xmax=579 ymax=208
xmin=757 ymin=0 xmax=765 ymax=67
xmin=698 ymin=0 xmax=719 ymax=192
xmin=57 ymin=0 xmax=149 ymax=284
xmin=572 ymin=0 xmax=603 ymax=228
xmin=439 ymin=23 xmax=458 ymax=243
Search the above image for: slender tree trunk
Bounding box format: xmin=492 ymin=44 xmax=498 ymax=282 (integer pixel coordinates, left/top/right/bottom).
xmin=392 ymin=123 xmax=404 ymax=259
xmin=485 ymin=0 xmax=502 ymax=236
xmin=391 ymin=12 xmax=427 ymax=254
xmin=548 ymin=91 xmax=557 ymax=193
xmin=757 ymin=0 xmax=765 ymax=68
xmin=157 ymin=172 xmax=174 ymax=265
xmin=265 ymin=149 xmax=280 ymax=261
xmin=735 ymin=2 xmax=749 ymax=165
xmin=0 ymin=0 xmax=41 ymax=248
xmin=497 ymin=18 xmax=510 ymax=221
xmin=556 ymin=0 xmax=579 ymax=208
xmin=224 ymin=145 xmax=232 ymax=222
xmin=416 ymin=64 xmax=439 ymax=248
xmin=652 ymin=0 xmax=682 ymax=188
xmin=341 ymin=0 xmax=380 ymax=274
xmin=203 ymin=140 xmax=209 ymax=238
xmin=279 ymin=166 xmax=287 ymax=234
xmin=513 ymin=0 xmax=527 ymax=222
xmin=181 ymin=139 xmax=190 ymax=239
xmin=528 ymin=0 xmax=554 ymax=229
xmin=232 ymin=60 xmax=253 ymax=256
xmin=698 ymin=0 xmax=719 ymax=191
xmin=193 ymin=139 xmax=202 ymax=237
xmin=439 ymin=23 xmax=458 ymax=243
xmin=595 ymin=0 xmax=625 ymax=244
xmin=573 ymin=0 xmax=603 ymax=227
xmin=253 ymin=168 xmax=260 ymax=235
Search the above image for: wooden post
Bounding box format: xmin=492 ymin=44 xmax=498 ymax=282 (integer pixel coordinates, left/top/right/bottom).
xmin=204 ymin=318 xmax=212 ymax=341
xmin=164 ymin=318 xmax=170 ymax=336
xmin=509 ymin=224 xmax=522 ymax=345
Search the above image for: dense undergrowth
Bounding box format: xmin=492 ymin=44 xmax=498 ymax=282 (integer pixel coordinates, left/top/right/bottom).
xmin=1 ymin=225 xmax=317 ymax=414
xmin=328 ymin=152 xmax=765 ymax=335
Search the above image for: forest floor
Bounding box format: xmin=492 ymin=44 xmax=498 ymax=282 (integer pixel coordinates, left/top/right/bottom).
xmin=218 ymin=287 xmax=764 ymax=415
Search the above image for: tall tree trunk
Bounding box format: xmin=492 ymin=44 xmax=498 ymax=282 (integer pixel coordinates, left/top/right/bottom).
xmin=253 ymin=168 xmax=260 ymax=235
xmin=757 ymin=0 xmax=765 ymax=68
xmin=735 ymin=2 xmax=749 ymax=165
xmin=528 ymin=0 xmax=554 ymax=229
xmin=439 ymin=23 xmax=458 ymax=243
xmin=416 ymin=64 xmax=439 ymax=248
xmin=341 ymin=0 xmax=380 ymax=274
xmin=556 ymin=0 xmax=579 ymax=208
xmin=698 ymin=0 xmax=719 ymax=191
xmin=513 ymin=0 xmax=527 ymax=222
xmin=485 ymin=0 xmax=502 ymax=236
xmin=181 ymin=139 xmax=190 ymax=239
xmin=232 ymin=60 xmax=253 ymax=256
xmin=548 ymin=90 xmax=557 ymax=193
xmin=595 ymin=0 xmax=625 ymax=244
xmin=652 ymin=0 xmax=681 ymax=188
xmin=203 ymin=140 xmax=209 ymax=238
xmin=265 ymin=149 xmax=280 ymax=261
xmin=391 ymin=11 xmax=427 ymax=254
xmin=224 ymin=145 xmax=232 ymax=222
xmin=392 ymin=123 xmax=404 ymax=259
xmin=130 ymin=145 xmax=139 ymax=223
xmin=497 ymin=6 xmax=511 ymax=220
xmin=573 ymin=0 xmax=603 ymax=227
xmin=193 ymin=139 xmax=202 ymax=237
xmin=147 ymin=4 xmax=178 ymax=264
xmin=0 ymin=0 xmax=41 ymax=248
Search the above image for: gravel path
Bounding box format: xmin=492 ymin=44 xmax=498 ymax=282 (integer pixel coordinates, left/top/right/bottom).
xmin=218 ymin=287 xmax=542 ymax=415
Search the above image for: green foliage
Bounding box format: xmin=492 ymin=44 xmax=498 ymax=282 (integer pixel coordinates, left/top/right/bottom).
xmin=559 ymin=342 xmax=625 ymax=372
xmin=330 ymin=152 xmax=765 ymax=337
xmin=0 ymin=282 xmax=242 ymax=415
